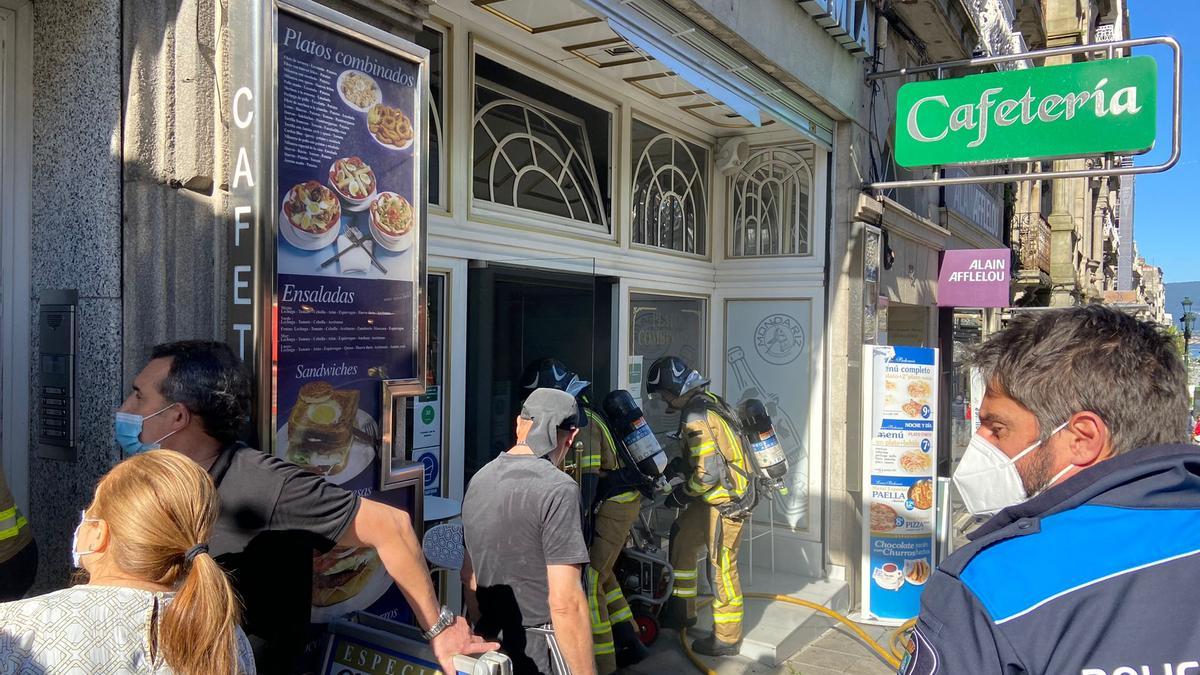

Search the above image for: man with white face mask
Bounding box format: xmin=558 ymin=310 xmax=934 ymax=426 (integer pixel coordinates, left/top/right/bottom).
xmin=900 ymin=306 xmax=1199 ymax=675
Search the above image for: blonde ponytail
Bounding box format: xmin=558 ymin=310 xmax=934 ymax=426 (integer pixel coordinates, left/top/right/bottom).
xmin=89 ymin=449 xmax=243 ymax=674
xmin=161 ymin=549 xmax=241 ymax=675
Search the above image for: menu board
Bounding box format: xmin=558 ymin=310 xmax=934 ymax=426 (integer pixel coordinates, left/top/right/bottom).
xmin=272 ymin=4 xmax=427 ymax=635
xmin=860 ymin=346 xmax=938 ymax=623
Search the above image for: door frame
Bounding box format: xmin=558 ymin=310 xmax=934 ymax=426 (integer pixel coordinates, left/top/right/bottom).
xmin=0 ymin=0 xmax=32 ymax=514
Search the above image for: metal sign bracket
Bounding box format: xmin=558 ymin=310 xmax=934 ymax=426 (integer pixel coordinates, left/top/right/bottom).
xmin=864 ymin=36 xmax=1182 ymax=191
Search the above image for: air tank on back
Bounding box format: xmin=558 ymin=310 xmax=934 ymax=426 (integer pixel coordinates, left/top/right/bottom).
xmin=602 ymin=389 xmax=671 ymax=493
xmin=737 ymin=398 xmax=790 ymax=497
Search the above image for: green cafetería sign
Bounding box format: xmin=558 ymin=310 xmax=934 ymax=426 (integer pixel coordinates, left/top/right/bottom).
xmin=895 ymin=56 xmax=1157 ymax=167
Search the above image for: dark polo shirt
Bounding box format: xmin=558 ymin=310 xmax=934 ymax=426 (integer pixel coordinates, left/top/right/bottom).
xmin=208 ymin=443 xmax=360 ymax=674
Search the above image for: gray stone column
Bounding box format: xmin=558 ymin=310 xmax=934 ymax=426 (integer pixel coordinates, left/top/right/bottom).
xmin=29 ymin=0 xmax=124 ymax=590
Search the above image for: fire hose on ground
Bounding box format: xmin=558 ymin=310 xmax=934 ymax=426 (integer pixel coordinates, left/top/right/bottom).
xmin=678 ymin=593 xmax=918 ymax=673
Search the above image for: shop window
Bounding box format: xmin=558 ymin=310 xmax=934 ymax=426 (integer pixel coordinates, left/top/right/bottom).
xmin=629 ymin=292 xmax=707 ymax=437
xmin=472 ymin=55 xmax=611 ymax=230
xmin=416 ymin=26 xmax=446 ymax=210
xmin=730 ymin=147 xmax=812 ymax=257
xmin=631 ymin=119 xmax=710 ymax=255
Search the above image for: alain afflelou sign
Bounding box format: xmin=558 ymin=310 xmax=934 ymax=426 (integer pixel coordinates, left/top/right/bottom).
xmin=895 ymin=56 xmax=1157 ymax=167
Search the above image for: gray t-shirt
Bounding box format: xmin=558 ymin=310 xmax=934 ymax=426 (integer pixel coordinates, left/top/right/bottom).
xmin=463 ymin=452 xmax=590 ymax=675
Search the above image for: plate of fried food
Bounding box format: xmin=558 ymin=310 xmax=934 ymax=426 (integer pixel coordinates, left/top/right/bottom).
xmin=904 ymin=558 xmax=931 ymax=586
xmin=367 ymin=103 xmax=415 ymax=151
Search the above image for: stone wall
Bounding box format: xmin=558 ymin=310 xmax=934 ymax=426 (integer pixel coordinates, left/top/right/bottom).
xmin=28 ymin=0 xmax=124 ymax=590
xmin=24 ymin=0 xmax=432 ymax=591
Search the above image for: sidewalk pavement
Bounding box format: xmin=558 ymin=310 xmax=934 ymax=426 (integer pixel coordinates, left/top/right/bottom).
xmin=622 ymin=621 xmax=898 ymax=675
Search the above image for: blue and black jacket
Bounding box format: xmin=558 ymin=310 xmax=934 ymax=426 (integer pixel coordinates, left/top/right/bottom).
xmin=900 ymin=444 xmax=1200 ymax=675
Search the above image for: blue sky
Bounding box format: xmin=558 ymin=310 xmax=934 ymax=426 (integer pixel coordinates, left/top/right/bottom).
xmin=1128 ymin=0 xmax=1198 ymax=283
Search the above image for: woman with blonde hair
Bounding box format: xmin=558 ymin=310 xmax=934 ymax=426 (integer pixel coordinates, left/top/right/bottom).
xmin=0 ymin=449 xmax=254 ymax=673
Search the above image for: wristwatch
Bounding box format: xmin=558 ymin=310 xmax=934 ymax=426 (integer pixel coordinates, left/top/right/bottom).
xmin=422 ymin=605 xmax=457 ymax=641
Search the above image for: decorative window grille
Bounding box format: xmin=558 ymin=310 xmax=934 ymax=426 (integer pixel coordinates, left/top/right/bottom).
xmin=631 ymin=119 xmax=709 ymax=255
xmin=472 ymin=74 xmax=609 ymax=229
xmin=417 ymin=26 xmax=445 ymax=208
xmin=730 ymin=147 xmax=812 ymax=257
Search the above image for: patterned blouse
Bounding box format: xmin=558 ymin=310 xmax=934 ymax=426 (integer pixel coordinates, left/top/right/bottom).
xmin=0 ymin=585 xmax=256 ymax=674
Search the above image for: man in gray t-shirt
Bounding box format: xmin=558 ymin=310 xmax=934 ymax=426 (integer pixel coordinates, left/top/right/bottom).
xmin=463 ymin=389 xmax=594 ymax=675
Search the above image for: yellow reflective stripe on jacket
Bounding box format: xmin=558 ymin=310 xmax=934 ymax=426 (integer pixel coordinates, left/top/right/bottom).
xmin=605 ymin=587 xmax=625 ymax=603
xmin=0 ymin=506 xmax=16 ymax=522
xmin=0 ymin=515 xmax=28 ymax=541
xmin=674 ymin=568 xmax=698 ymax=580
xmin=610 ymin=606 xmax=633 ymax=623
xmin=585 ymin=408 xmax=623 ymax=472
xmin=607 ymin=490 xmax=639 ymax=503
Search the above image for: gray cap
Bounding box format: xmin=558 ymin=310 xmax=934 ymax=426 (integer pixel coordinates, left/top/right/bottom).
xmin=520 ymin=388 xmax=580 ymax=457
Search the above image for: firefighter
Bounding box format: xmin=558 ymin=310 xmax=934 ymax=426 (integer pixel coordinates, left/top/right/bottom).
xmin=647 ymin=356 xmax=753 ymax=657
xmin=519 ymin=359 xmax=649 ymax=672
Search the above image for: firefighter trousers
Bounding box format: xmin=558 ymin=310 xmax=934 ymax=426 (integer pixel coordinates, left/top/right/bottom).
xmin=668 ymin=501 xmax=745 ymax=643
xmin=586 ymin=495 xmax=641 ymax=674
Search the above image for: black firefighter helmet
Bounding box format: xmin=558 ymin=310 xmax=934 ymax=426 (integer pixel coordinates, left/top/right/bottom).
xmin=519 ymin=357 xmax=590 ymax=426
xmin=645 ymin=356 xmax=709 ymax=400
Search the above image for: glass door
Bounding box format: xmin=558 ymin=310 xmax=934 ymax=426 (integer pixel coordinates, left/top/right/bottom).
xmin=464 ymin=258 xmax=609 ymax=480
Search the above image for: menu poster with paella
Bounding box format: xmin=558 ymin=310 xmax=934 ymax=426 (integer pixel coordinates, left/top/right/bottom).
xmin=273 ymin=6 xmax=426 ymax=639
xmin=860 ymin=346 xmax=938 ymax=623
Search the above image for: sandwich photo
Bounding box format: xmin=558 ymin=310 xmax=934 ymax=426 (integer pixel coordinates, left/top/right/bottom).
xmin=286 ymin=381 xmax=361 ymax=477
xmin=312 ymin=546 xmax=381 ymax=607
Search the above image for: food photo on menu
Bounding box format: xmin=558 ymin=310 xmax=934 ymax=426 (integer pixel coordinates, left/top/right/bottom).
xmin=277 ymin=380 xmax=379 ymax=487
xmin=276 ymin=21 xmax=419 ymax=286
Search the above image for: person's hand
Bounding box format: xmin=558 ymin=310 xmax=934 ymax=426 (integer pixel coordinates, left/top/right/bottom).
xmin=664 ymin=484 xmax=692 ymax=510
xmin=665 ymin=456 xmax=690 ymax=481
xmin=430 ymin=616 xmax=500 ymax=674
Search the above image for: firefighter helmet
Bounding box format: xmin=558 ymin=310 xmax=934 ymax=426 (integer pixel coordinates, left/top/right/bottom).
xmin=645 ymin=356 xmax=709 ymax=399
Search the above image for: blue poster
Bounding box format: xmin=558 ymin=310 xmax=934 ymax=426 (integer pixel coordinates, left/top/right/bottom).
xmin=273 ymin=8 xmax=425 ymax=653
xmin=862 ymin=346 xmax=939 ymax=622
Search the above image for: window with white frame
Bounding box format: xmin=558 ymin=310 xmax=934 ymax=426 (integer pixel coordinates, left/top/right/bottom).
xmin=417 ymin=25 xmax=446 ymax=209
xmin=631 ymin=119 xmax=709 ymax=255
xmin=472 ymin=55 xmax=611 ymax=230
xmin=730 ymin=147 xmax=812 ymax=257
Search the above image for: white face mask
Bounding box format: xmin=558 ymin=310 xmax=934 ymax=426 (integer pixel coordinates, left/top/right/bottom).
xmin=71 ymin=510 xmax=101 ymax=568
xmin=952 ymin=422 xmax=1071 ymax=517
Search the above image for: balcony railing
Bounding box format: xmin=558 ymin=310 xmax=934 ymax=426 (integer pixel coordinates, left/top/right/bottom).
xmin=1013 ymin=212 xmax=1051 ymax=274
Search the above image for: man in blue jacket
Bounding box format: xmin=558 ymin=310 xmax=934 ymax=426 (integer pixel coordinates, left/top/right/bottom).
xmin=901 ymin=306 xmax=1198 ymax=675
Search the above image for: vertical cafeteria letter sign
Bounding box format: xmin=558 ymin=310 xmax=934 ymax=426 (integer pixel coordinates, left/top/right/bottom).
xmin=226 ymin=0 xmax=271 ymax=446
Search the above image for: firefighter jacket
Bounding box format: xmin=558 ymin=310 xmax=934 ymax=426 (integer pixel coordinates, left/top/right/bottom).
xmin=0 ymin=463 xmax=31 ymax=563
xmin=570 ymin=407 xmax=639 ymax=506
xmin=678 ymin=392 xmax=750 ymax=507
xmin=902 ymin=444 xmax=1200 ymax=675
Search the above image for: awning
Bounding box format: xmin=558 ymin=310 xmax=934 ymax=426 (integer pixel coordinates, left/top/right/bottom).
xmin=606 ymin=18 xmax=762 ymax=127
xmin=577 ymin=0 xmax=835 ymax=146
